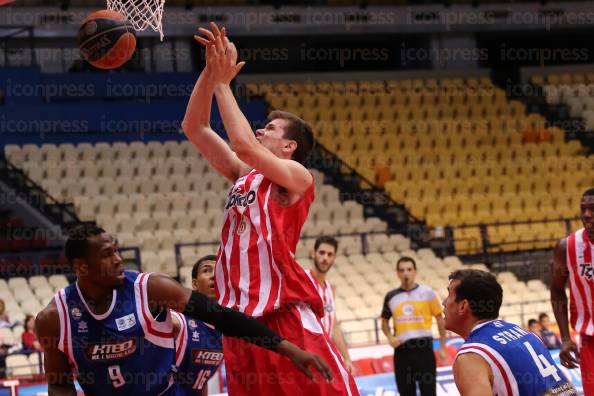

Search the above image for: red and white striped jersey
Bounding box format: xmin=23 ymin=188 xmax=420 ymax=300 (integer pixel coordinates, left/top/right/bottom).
xmin=566 ymin=228 xmax=594 ymax=335
xmin=214 ymin=170 xmax=324 ymax=318
xmin=306 ymin=269 xmax=335 ymax=335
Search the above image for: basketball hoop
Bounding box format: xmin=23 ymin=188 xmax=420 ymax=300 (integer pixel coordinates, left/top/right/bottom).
xmin=106 ymin=0 xmax=165 ymax=40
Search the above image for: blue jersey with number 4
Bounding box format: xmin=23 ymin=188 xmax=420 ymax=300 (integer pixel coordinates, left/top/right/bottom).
xmin=54 ymin=271 xmax=181 ymax=396
xmin=457 ymin=319 xmax=576 ymax=396
xmin=172 ymin=311 xmax=223 ymax=394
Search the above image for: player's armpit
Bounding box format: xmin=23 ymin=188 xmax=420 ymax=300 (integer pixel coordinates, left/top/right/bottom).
xmin=453 ymin=353 xmax=493 ymax=396
xmin=35 ymin=303 xmax=77 ymax=396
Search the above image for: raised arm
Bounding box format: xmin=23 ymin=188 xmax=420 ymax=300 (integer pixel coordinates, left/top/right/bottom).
xmin=214 ymin=84 xmax=312 ymax=195
xmin=196 ymin=23 xmax=312 ymax=195
xmin=551 ymin=238 xmax=579 ymax=368
xmin=181 ymin=24 xmax=249 ymax=182
xmin=147 ymin=273 xmax=332 ymax=381
xmin=35 ymin=303 xmax=77 ymax=396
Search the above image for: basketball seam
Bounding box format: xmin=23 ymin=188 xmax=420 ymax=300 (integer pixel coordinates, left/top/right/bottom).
xmin=79 ymin=25 xmax=132 ymax=49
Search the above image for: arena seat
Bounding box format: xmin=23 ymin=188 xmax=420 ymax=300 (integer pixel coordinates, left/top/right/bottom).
xmin=256 ymin=77 xmax=594 ymax=254
xmin=5 ymin=354 xmax=33 ymax=377
xmin=6 ymin=141 xmax=407 ymax=277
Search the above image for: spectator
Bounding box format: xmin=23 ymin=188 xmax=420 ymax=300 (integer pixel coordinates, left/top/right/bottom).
xmin=527 ymin=318 xmax=543 ymax=341
xmin=539 ymin=313 xmax=562 ymax=350
xmin=21 ymin=315 xmax=41 ymax=352
xmin=381 ymin=256 xmax=447 ymax=396
xmin=0 ymin=300 xmax=10 ymax=328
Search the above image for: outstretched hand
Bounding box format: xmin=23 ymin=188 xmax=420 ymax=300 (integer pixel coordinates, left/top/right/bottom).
xmin=277 ymin=340 xmax=333 ymax=382
xmin=559 ymin=339 xmax=580 ymax=369
xmin=194 ymin=22 xmax=245 ymax=85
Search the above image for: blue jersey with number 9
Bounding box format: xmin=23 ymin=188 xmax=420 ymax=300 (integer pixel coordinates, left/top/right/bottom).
xmin=54 ymin=271 xmax=181 ymax=395
xmin=457 ymin=320 xmax=577 ymax=396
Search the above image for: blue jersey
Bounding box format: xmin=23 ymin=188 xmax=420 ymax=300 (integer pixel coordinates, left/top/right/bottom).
xmin=457 ymin=320 xmax=577 ymax=396
xmin=54 ymin=272 xmax=180 ymax=396
xmin=172 ymin=311 xmax=223 ymax=394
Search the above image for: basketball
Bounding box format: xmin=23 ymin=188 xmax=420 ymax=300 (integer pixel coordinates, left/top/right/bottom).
xmin=78 ymin=10 xmax=136 ymax=70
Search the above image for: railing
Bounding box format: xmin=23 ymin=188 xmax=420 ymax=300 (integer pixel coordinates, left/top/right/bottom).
xmin=1 ymin=351 xmax=44 ymax=379
xmin=449 ymin=216 xmax=579 ymax=263
xmin=340 ymin=298 xmax=551 ymax=346
xmin=174 ymin=230 xmax=401 ymax=277
xmin=310 ymin=144 xmax=429 ymax=247
xmin=0 ymin=26 xmax=36 ymax=68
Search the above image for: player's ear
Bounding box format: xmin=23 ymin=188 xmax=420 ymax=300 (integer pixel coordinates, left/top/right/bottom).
xmin=191 ymin=278 xmax=198 ymax=290
xmin=283 ymin=139 xmax=297 ymax=155
xmin=458 ymin=299 xmax=469 ymax=315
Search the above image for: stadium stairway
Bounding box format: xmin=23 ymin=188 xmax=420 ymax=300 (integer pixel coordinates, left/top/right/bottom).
xmin=308 ymin=143 xmax=435 ymax=254
xmin=0 ymin=154 xmax=80 ymax=231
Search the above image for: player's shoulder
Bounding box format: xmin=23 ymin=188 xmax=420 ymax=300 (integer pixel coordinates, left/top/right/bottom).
xmin=35 ymin=299 xmax=60 ymax=337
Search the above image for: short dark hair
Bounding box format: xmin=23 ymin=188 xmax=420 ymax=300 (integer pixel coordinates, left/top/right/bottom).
xmin=583 ymin=188 xmax=594 ymax=199
xmin=267 ymin=110 xmax=314 ymax=165
xmin=24 ymin=314 xmax=34 ymax=329
xmin=538 ymin=313 xmax=549 ymax=322
xmin=396 ymin=256 xmax=416 ymax=271
xmin=64 ymin=224 xmax=106 ymax=264
xmin=314 ymin=236 xmax=338 ymax=252
xmin=528 ymin=319 xmax=538 ymax=327
xmin=448 ymin=269 xmax=502 ymax=320
xmin=192 ymin=255 xmax=217 ymax=279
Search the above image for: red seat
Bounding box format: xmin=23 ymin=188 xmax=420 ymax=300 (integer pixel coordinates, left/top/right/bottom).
xmin=371 ymin=355 xmax=394 ymax=373
xmin=352 ymin=358 xmax=375 ymax=376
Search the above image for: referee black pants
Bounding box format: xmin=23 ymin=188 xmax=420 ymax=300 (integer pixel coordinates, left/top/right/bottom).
xmin=393 ymin=337 xmax=436 ymax=396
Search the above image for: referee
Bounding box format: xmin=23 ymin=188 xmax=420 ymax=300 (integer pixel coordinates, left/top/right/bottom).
xmin=380 ymin=256 xmax=447 ymax=396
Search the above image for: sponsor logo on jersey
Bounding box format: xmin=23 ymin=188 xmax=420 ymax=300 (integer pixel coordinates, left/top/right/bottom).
xmin=115 ymin=313 xmax=136 ymax=331
xmin=85 ymin=339 xmax=137 ymax=361
xmin=191 ymin=349 xmax=224 ymax=366
xmin=402 ymin=304 xmax=414 ymax=316
xmin=188 ymin=319 xmax=198 ymax=329
xmin=71 ymin=307 xmax=82 ymax=320
xmin=579 ymin=263 xmax=594 ymax=280
xmin=225 ymin=190 xmax=256 ymax=210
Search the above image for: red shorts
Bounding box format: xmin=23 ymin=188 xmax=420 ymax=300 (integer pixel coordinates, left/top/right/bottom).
xmin=223 ymin=304 xmax=360 ymax=396
xmin=581 ymin=336 xmax=594 ymax=395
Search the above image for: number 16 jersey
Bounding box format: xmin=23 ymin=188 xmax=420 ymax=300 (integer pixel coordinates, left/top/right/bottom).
xmin=54 ymin=272 xmax=180 ymax=395
xmin=456 ymin=319 xmax=576 ymax=396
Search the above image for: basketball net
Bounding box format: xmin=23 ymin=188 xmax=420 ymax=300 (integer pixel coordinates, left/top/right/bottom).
xmin=106 ymin=0 xmax=165 ymax=40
